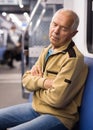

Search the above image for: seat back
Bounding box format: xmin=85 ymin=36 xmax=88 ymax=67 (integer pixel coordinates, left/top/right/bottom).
xmin=79 ymin=57 xmax=93 ymax=130
xmin=72 ymin=57 xmax=93 ymax=130
xmin=0 ymin=47 xmax=6 ymax=60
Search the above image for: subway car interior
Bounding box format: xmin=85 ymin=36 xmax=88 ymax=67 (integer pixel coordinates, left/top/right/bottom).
xmin=0 ymin=0 xmax=93 ymax=130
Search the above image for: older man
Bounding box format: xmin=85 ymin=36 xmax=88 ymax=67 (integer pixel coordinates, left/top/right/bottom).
xmin=0 ymin=9 xmax=88 ymax=130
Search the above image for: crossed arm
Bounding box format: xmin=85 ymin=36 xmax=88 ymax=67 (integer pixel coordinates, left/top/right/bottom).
xmin=24 ymin=65 xmax=53 ymax=90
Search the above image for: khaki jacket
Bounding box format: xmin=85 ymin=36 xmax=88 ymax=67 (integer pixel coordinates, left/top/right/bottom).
xmin=22 ymin=41 xmax=88 ymax=129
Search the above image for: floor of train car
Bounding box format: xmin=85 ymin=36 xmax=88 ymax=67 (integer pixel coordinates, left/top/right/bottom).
xmin=0 ymin=60 xmax=28 ymax=108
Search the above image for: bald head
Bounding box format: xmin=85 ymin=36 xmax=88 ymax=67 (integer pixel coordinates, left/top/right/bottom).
xmin=52 ymin=9 xmax=79 ymax=31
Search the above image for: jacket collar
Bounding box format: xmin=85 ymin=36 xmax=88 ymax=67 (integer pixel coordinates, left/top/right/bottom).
xmin=47 ymin=40 xmax=75 ymax=54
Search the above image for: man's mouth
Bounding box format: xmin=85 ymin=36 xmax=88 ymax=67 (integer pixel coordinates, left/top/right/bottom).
xmin=51 ymin=35 xmax=59 ymax=41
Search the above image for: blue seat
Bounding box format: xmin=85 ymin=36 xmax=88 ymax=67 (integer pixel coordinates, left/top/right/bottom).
xmin=0 ymin=47 xmax=6 ymax=60
xmin=72 ymin=57 xmax=93 ymax=130
xmin=79 ymin=57 xmax=93 ymax=130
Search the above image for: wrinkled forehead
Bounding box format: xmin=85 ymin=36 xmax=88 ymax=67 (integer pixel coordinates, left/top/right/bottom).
xmin=51 ymin=10 xmax=75 ymax=28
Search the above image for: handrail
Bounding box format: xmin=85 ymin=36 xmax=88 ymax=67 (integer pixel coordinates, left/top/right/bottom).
xmin=25 ymin=0 xmax=42 ymax=33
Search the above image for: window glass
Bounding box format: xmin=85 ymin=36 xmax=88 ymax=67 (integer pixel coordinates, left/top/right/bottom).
xmin=87 ymin=0 xmax=93 ymax=53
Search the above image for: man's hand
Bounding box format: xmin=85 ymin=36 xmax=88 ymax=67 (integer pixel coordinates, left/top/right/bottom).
xmin=44 ymin=79 xmax=53 ymax=89
xmin=30 ymin=65 xmax=43 ymax=77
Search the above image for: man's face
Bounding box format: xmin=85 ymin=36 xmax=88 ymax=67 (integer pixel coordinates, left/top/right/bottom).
xmin=49 ymin=11 xmax=77 ymax=49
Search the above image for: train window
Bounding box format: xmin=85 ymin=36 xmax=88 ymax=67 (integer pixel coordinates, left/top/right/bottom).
xmin=87 ymin=0 xmax=93 ymax=53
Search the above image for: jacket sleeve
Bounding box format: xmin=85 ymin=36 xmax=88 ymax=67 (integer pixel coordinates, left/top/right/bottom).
xmin=22 ymin=48 xmax=47 ymax=91
xmin=22 ymin=71 xmax=46 ymax=91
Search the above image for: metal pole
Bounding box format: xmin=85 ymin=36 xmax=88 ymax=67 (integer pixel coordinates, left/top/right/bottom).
xmin=21 ymin=0 xmax=42 ymax=98
xmin=32 ymin=8 xmax=46 ymax=34
xmin=25 ymin=0 xmax=42 ymax=32
xmin=21 ymin=0 xmax=42 ymax=75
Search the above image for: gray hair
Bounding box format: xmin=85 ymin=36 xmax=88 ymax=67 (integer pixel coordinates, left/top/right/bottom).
xmin=69 ymin=10 xmax=79 ymax=31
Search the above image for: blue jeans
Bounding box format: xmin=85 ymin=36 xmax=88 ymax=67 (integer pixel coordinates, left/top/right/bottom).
xmin=0 ymin=103 xmax=68 ymax=130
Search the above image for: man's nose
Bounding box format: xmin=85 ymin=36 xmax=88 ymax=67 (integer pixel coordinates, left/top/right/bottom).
xmin=54 ymin=26 xmax=60 ymax=34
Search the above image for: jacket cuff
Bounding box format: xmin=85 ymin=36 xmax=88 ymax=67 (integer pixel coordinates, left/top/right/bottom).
xmin=37 ymin=77 xmax=46 ymax=88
